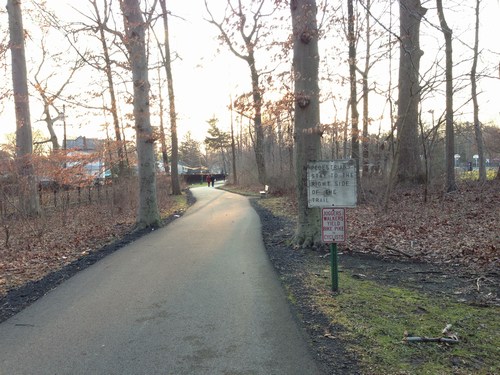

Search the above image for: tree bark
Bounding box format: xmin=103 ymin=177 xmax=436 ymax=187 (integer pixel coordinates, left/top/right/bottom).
xmin=436 ymin=0 xmax=457 ymax=192
xmin=159 ymin=0 xmax=181 ymax=195
xmin=395 ymin=0 xmax=426 ymax=184
xmin=470 ymin=0 xmax=487 ymax=184
xmin=7 ymin=0 xmax=40 ymax=216
xmin=120 ymin=0 xmax=160 ymax=228
xmin=291 ymin=0 xmax=322 ymax=247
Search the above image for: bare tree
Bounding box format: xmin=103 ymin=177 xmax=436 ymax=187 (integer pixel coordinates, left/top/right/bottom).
xmin=88 ymin=0 xmax=127 ymax=177
xmin=156 ymin=66 xmax=169 ymax=174
xmin=360 ymin=0 xmax=370 ymax=176
xmin=32 ymin=38 xmax=84 ymax=151
xmin=120 ymin=0 xmax=160 ymax=228
xmin=291 ymin=0 xmax=322 ymax=247
xmin=7 ymin=0 xmax=40 ymax=215
xmin=158 ymin=0 xmax=181 ymax=195
xmin=436 ymin=0 xmax=456 ymax=192
xmin=347 ymin=0 xmax=360 ymax=177
xmin=470 ymin=0 xmax=487 ymax=183
xmin=357 ymin=0 xmax=387 ymax=177
xmin=205 ymin=0 xmax=269 ymax=185
xmin=229 ymin=96 xmax=238 ymax=184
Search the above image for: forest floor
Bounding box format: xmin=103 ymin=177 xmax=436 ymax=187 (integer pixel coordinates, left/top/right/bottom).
xmin=0 ymin=180 xmax=498 ymax=374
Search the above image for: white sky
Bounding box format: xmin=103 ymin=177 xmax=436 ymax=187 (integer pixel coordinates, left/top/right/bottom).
xmin=0 ymin=0 xmax=499 ymax=147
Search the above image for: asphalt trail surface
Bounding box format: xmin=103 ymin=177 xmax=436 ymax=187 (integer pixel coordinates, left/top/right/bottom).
xmin=0 ymin=186 xmax=321 ymax=375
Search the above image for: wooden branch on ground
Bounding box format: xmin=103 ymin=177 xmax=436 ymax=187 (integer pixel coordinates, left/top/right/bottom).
xmin=403 ymin=324 xmax=459 ymax=344
xmin=403 ymin=336 xmax=459 ymax=344
xmin=385 ymin=246 xmax=413 ymax=258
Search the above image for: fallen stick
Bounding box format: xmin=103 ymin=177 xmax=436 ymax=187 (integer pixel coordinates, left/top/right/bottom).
xmin=403 ymin=336 xmax=459 ymax=344
xmin=385 ymin=246 xmax=413 ymax=258
xmin=403 ymin=325 xmax=459 ymax=344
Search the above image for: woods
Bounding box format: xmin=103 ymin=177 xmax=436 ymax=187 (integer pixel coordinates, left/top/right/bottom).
xmin=0 ymin=2 xmax=498 ymax=373
xmin=0 ymin=0 xmax=498 ymax=286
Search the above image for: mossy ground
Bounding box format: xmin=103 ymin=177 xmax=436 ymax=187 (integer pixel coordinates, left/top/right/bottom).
xmin=305 ymin=262 xmax=499 ymax=374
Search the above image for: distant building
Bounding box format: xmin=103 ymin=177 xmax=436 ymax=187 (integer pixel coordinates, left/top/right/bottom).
xmin=66 ymin=136 xmax=106 ymax=181
xmin=66 ymin=136 xmax=103 ymax=151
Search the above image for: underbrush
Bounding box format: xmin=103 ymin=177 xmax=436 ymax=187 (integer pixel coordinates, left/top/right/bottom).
xmin=0 ymin=176 xmax=188 ymax=298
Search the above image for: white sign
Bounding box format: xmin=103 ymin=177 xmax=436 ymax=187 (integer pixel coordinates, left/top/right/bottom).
xmin=322 ymin=208 xmax=346 ymax=243
xmin=307 ymin=160 xmax=357 ymax=208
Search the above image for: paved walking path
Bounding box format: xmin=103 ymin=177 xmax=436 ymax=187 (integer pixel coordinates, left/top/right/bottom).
xmin=0 ymin=186 xmax=322 ymax=374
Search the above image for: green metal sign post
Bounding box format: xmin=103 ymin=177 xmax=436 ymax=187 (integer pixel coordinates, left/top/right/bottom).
xmin=321 ymin=207 xmax=345 ymax=292
xmin=330 ymin=243 xmax=339 ymax=292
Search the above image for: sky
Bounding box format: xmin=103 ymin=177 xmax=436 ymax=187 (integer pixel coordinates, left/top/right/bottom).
xmin=0 ymin=0 xmax=499 ymax=147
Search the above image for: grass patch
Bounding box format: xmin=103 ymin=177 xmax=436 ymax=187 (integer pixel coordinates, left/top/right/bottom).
xmin=216 ymin=184 xmax=261 ymax=197
xmin=160 ymin=192 xmax=189 ymax=218
xmin=189 ymin=182 xmax=206 ymax=188
xmin=256 ymin=196 xmax=297 ymax=219
xmin=307 ymin=268 xmax=500 ymax=374
xmin=458 ymin=168 xmax=498 ymax=181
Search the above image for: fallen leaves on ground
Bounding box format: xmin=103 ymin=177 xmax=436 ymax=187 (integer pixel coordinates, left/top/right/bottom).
xmin=0 ymin=187 xmax=186 ymax=299
xmin=0 ymin=204 xmax=136 ymax=297
xmin=346 ymin=181 xmax=499 ymax=274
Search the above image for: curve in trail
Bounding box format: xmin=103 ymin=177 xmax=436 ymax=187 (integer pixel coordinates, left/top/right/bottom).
xmin=0 ymin=185 xmax=321 ymax=375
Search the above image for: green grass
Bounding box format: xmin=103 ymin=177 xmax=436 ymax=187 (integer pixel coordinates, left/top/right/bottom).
xmin=160 ymin=192 xmax=189 ymax=218
xmin=459 ymin=168 xmax=498 ymax=181
xmin=307 ymin=269 xmax=500 ymax=374
xmin=188 ymin=182 xmax=206 ymax=188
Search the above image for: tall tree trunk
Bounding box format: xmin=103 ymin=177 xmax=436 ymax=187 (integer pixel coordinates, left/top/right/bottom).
xmin=471 ymin=0 xmax=487 ymax=184
xmin=436 ymin=0 xmax=456 ymax=192
xmin=229 ymin=97 xmax=238 ymax=185
xmin=248 ymin=55 xmax=267 ymax=185
xmin=157 ymin=67 xmax=169 ymax=174
xmin=120 ymin=0 xmax=160 ymax=228
xmin=395 ymin=0 xmax=426 ymax=184
xmin=159 ymin=0 xmax=181 ymax=195
xmin=361 ymin=0 xmax=371 ymax=176
xmin=347 ymin=0 xmax=360 ymax=176
xmin=291 ymin=0 xmax=322 ymax=247
xmin=7 ymin=0 xmax=40 ymax=216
